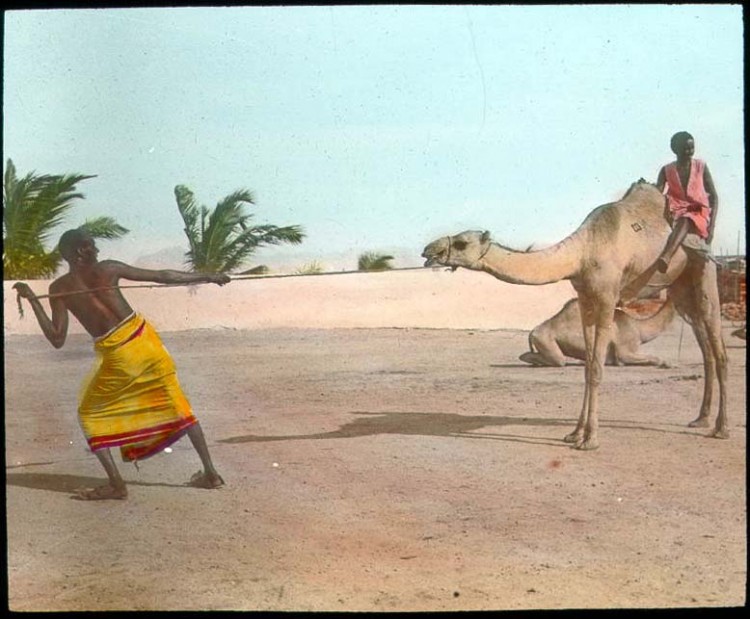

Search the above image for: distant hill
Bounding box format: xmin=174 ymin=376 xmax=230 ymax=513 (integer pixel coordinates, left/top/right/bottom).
xmin=133 ymin=246 xmax=189 ymax=270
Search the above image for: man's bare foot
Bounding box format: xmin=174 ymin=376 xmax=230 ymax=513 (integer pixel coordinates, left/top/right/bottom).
xmin=187 ymin=470 xmax=225 ymax=489
xmin=73 ymin=484 xmax=128 ymax=501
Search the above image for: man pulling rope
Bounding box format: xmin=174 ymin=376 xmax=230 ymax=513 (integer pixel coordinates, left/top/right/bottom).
xmin=13 ymin=228 xmax=229 ymax=500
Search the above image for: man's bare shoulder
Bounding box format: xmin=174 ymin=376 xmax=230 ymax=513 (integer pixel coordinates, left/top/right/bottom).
xmin=98 ymin=259 xmax=130 ymax=268
xmin=49 ymin=273 xmax=74 ymax=293
xmin=96 ymin=259 xmax=135 ymax=276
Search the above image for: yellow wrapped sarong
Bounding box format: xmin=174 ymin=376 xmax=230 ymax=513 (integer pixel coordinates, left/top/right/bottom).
xmin=78 ymin=312 xmax=197 ymax=462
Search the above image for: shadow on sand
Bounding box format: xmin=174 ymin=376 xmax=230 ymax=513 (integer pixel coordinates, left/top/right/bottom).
xmin=218 ymin=410 xmax=698 ymax=446
xmin=5 ymin=472 xmax=184 ymax=495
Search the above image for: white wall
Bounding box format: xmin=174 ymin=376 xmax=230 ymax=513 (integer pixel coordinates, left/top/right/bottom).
xmin=4 ymin=269 xmax=575 ymax=336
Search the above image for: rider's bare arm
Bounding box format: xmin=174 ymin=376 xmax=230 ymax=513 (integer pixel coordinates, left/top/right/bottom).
xmin=655 ymin=167 xmax=667 ymax=193
xmin=703 ymin=165 xmax=719 ymax=243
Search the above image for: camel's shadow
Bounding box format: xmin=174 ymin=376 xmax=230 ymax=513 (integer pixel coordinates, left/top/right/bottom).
xmin=218 ymin=410 xmax=697 ymax=446
xmin=5 ymin=472 xmax=184 ymax=495
xmin=490 ymin=362 xmax=586 ymax=368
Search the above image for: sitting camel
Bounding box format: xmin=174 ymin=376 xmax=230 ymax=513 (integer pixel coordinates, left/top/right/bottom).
xmin=422 ymin=181 xmax=728 ymax=450
xmin=519 ymin=297 xmax=676 ymax=367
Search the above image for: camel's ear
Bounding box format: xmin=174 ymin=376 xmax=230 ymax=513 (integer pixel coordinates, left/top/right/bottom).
xmin=481 ymin=230 xmax=491 ymax=243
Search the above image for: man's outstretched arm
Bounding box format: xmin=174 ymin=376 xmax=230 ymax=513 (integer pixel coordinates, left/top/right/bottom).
xmin=103 ymin=261 xmax=231 ymax=286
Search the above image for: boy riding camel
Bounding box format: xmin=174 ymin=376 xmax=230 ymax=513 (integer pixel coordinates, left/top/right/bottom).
xmin=655 ymin=131 xmax=719 ymax=273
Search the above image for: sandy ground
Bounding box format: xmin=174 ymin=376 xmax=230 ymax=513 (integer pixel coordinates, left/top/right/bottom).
xmin=4 ymin=317 xmax=746 ymax=611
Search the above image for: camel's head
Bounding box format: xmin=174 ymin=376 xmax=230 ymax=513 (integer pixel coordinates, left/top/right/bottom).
xmin=421 ymin=230 xmax=492 ymax=269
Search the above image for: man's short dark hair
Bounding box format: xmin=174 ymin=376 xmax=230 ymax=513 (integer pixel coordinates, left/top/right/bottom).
xmin=58 ymin=228 xmax=89 ymax=262
xmin=670 ymin=131 xmax=694 ymax=154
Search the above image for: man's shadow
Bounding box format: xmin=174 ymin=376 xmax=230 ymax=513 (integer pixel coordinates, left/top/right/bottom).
xmin=220 ymin=411 xmax=575 ymax=446
xmin=5 ymin=472 xmax=183 ymax=495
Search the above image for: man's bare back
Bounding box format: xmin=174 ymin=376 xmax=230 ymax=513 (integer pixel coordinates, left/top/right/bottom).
xmin=51 ymin=259 xmax=223 ymax=338
xmin=51 ymin=263 xmax=141 ymax=338
xmin=15 ymin=230 xmax=229 ymax=343
xmin=13 ymin=228 xmax=230 ymax=500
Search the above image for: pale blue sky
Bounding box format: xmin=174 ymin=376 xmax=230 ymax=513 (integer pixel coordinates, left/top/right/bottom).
xmin=3 ymin=5 xmax=745 ymax=271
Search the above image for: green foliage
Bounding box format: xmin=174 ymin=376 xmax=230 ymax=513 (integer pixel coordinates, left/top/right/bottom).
xmin=357 ymin=251 xmax=394 ymax=272
xmin=79 ymin=216 xmax=129 ymax=240
xmin=3 ymin=159 xmax=129 ymax=279
xmin=294 ymin=261 xmax=324 ymax=275
xmin=175 ymin=184 xmax=305 ymax=274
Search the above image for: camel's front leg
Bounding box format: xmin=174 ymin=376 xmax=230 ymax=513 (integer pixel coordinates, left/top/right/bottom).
xmin=564 ymin=364 xmax=590 ymax=445
xmin=564 ymin=318 xmax=596 ymax=446
xmin=565 ymin=291 xmax=616 ymax=451
xmin=577 ymin=322 xmax=613 ymax=450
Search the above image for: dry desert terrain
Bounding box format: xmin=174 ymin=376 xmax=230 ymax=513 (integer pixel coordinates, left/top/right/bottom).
xmin=4 ymin=270 xmax=746 ymax=611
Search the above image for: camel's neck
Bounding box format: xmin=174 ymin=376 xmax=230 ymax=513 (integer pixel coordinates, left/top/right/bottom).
xmin=637 ymin=300 xmax=676 ymax=343
xmin=476 ymin=239 xmax=582 ymax=285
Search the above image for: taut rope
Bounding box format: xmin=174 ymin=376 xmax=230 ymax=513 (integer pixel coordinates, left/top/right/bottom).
xmin=14 ymin=266 xmax=429 ymax=318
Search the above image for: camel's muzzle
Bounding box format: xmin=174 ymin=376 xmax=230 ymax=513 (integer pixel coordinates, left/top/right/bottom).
xmin=421 ymin=239 xmax=449 ymax=267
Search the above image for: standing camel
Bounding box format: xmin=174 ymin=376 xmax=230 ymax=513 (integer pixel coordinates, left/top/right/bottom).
xmin=421 ymin=181 xmax=728 ymax=450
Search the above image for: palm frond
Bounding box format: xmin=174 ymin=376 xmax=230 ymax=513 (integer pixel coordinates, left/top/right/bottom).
xmin=174 ymin=185 xmax=202 ymax=267
xmin=79 ymin=216 xmax=130 ymax=240
xmin=2 ymin=160 xmax=116 ymax=279
xmin=174 ymin=184 xmax=306 ymax=274
xmin=358 ymin=251 xmax=395 ymax=271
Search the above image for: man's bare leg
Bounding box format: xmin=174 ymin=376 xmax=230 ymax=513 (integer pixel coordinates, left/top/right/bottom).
xmin=76 ymin=448 xmax=128 ymax=500
xmin=657 ymin=217 xmax=693 ymax=273
xmin=186 ymin=422 xmax=224 ymax=488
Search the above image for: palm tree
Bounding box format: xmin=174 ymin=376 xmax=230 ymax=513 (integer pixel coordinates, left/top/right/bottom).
xmin=357 ymin=251 xmax=394 ymax=272
xmin=3 ymin=159 xmax=129 ymax=279
xmin=174 ymin=184 xmax=305 ymax=274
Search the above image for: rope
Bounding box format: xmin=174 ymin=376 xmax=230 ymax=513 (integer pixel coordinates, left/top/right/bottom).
xmin=230 ymin=266 xmax=426 ymax=281
xmin=14 ymin=266 xmax=431 ymax=318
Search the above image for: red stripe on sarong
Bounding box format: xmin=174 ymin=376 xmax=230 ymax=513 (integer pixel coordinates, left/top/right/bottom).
xmin=88 ymin=415 xmax=197 ymax=460
xmin=118 ymin=320 xmax=146 ymax=348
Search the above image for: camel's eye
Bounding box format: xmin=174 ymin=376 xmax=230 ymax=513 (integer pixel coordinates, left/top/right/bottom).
xmin=453 ymin=240 xmax=467 ymax=250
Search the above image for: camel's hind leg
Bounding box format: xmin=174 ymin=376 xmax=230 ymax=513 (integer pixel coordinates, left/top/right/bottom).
xmin=613 ymin=348 xmax=664 ymax=366
xmin=700 ymin=261 xmax=729 ymax=438
xmin=686 ymin=318 xmax=715 ymax=428
xmin=609 ymin=319 xmax=664 ymax=366
xmin=672 ymin=258 xmax=729 ymax=437
xmin=519 ymin=331 xmax=567 ymax=367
